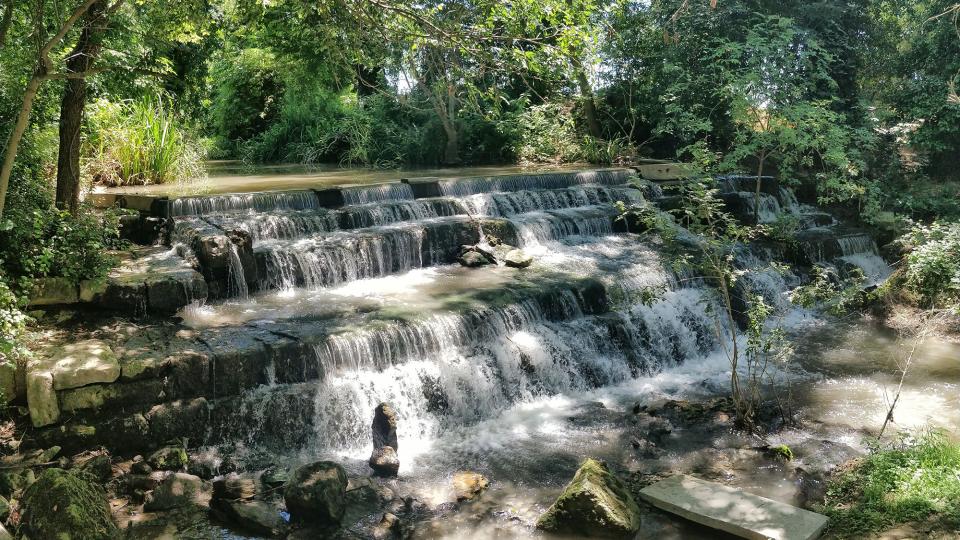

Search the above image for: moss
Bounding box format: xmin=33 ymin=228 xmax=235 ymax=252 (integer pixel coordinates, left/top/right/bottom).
xmin=770 ymin=444 xmax=794 ymax=462
xmin=148 ymin=446 xmax=189 ymax=471
xmin=21 ymin=468 xmax=117 ymax=540
xmin=536 ymin=458 xmax=641 ymax=538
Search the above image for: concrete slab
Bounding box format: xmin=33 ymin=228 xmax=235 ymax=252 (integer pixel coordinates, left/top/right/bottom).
xmin=639 ymin=475 xmax=828 ymax=540
xmin=637 ymin=162 xmax=693 ymax=181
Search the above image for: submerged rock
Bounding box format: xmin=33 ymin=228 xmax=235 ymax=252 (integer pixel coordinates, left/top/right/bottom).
xmin=536 ymin=459 xmax=641 ymax=538
xmin=144 ymin=472 xmax=206 ymax=511
xmin=213 ymin=473 xmax=257 ymax=500
xmin=452 ymin=471 xmax=489 ymax=502
xmin=21 ymin=468 xmax=117 ymax=540
xmin=371 ymin=512 xmax=402 ymax=539
xmin=284 ymin=461 xmax=348 ymax=526
xmin=457 ymin=250 xmax=491 ymax=267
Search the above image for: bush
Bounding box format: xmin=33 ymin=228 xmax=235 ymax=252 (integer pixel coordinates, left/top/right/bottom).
xmin=902 ymin=221 xmax=960 ymax=309
xmin=501 ymin=101 xmax=584 ymax=164
xmin=821 ymin=429 xmax=960 ymax=537
xmin=85 ymin=97 xmax=206 ymax=187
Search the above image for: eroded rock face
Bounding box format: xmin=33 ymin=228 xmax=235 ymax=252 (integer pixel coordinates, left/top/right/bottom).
xmin=21 ymin=468 xmax=117 ymax=540
xmin=283 ymin=461 xmax=348 ymax=526
xmin=536 ymin=458 xmax=641 ymax=538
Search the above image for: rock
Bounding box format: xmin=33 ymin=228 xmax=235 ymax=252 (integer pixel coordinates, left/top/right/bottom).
xmin=212 ymin=499 xmax=286 ymax=537
xmin=0 ymin=468 xmax=34 ymax=497
xmin=630 ymin=438 xmax=663 ymax=458
xmin=21 ymin=468 xmax=117 ymax=539
xmin=369 ymin=446 xmax=400 ymax=477
xmin=261 ymin=466 xmax=289 ymax=490
xmin=131 ymin=456 xmax=153 ymax=475
xmin=536 ymin=459 xmax=641 ymax=538
xmin=147 ymin=445 xmax=189 ymax=471
xmin=78 ymin=279 xmax=108 ymax=303
xmin=144 ymin=472 xmax=206 ymax=511
xmin=26 ymin=370 xmax=59 ymax=427
xmin=452 ymin=472 xmax=489 ymax=502
xmin=372 ymin=402 xmax=399 ymax=451
xmin=0 ymin=362 xmax=15 ymax=403
xmin=38 ymin=445 xmax=61 ymax=463
xmin=283 ymin=461 xmax=348 ymax=525
xmin=371 ymin=512 xmax=401 ymax=540
xmin=504 ymin=248 xmax=533 ymax=268
xmin=81 ymin=453 xmax=113 ymax=482
xmin=28 ymin=277 xmax=78 ymax=306
xmin=457 ymin=250 xmax=491 ymax=267
xmin=213 ymin=473 xmax=257 ymax=500
xmin=48 ymin=339 xmax=120 ymax=390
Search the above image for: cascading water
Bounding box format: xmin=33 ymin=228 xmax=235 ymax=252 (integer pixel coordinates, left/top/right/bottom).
xmin=341 ymin=183 xmax=416 ymax=204
xmin=170 ymin=190 xmax=320 ymax=217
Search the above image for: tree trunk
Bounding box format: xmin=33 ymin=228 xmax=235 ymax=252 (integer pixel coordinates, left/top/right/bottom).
xmin=0 ymin=0 xmax=13 ymax=49
xmin=573 ymin=61 xmax=602 ymax=139
xmin=439 ymin=84 xmax=460 ymax=165
xmin=56 ymin=0 xmax=108 ymax=213
xmin=0 ymin=70 xmax=45 ymax=218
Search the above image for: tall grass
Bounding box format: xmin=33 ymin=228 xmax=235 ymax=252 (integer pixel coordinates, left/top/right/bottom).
xmin=820 ymin=429 xmax=960 ymax=537
xmin=86 ymin=97 xmax=206 ymax=187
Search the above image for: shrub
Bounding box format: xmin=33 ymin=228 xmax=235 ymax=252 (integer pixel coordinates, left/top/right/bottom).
xmin=501 ymin=101 xmax=584 ymax=164
xmin=821 ymin=429 xmax=960 ymax=537
xmin=85 ymin=97 xmax=206 ymax=187
xmin=902 ymin=221 xmax=960 ymax=309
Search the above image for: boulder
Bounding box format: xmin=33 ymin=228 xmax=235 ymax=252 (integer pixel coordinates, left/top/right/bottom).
xmin=147 ymin=446 xmax=189 ymax=471
xmin=261 ymin=466 xmax=290 ymax=490
xmin=80 ymin=453 xmax=113 ymax=483
xmin=504 ymin=248 xmax=534 ymax=269
xmin=212 ymin=499 xmax=286 ymax=537
xmin=0 ymin=468 xmax=34 ymax=498
xmin=372 ymin=402 xmax=399 ymax=451
xmin=536 ymin=459 xmax=641 ymax=538
xmin=457 ymin=250 xmax=491 ymax=268
xmin=49 ymin=340 xmax=120 ymax=390
xmin=213 ymin=473 xmax=257 ymax=500
xmin=369 ymin=446 xmax=400 ymax=477
xmin=21 ymin=468 xmax=117 ymax=540
xmin=283 ymin=461 xmax=348 ymax=525
xmin=28 ymin=277 xmax=78 ymax=306
xmin=144 ymin=472 xmax=206 ymax=511
xmin=452 ymin=472 xmax=489 ymax=502
xmin=26 ymin=370 xmax=59 ymax=427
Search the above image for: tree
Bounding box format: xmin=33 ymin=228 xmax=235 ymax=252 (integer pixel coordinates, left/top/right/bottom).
xmin=56 ymin=1 xmax=111 ymax=212
xmin=0 ymin=0 xmax=123 ymax=219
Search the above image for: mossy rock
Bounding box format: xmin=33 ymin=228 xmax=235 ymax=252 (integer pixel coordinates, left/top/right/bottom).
xmin=536 ymin=458 xmax=641 ymax=538
xmin=284 ymin=461 xmax=348 ymax=526
xmin=21 ymin=468 xmax=117 ymax=540
xmin=148 ymin=446 xmax=189 ymax=471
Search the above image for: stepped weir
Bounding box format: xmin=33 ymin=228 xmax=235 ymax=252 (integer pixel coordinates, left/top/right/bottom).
xmin=32 ymin=168 xmax=890 ymax=467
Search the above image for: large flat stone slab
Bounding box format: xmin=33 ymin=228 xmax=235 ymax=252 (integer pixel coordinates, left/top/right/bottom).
xmin=639 ymin=475 xmax=828 ymax=540
xmin=49 ymin=340 xmax=120 ymax=390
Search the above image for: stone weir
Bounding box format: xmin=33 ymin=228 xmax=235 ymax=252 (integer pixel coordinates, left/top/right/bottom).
xmin=21 ymin=166 xmax=892 ymax=463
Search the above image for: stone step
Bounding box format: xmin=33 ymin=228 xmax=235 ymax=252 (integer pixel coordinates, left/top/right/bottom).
xmin=639 ymin=475 xmax=828 ymax=540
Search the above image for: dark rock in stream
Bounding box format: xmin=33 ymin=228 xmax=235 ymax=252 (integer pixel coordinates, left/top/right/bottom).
xmin=21 ymin=468 xmax=117 ymax=539
xmin=211 ymin=498 xmax=287 ymax=538
xmin=147 ymin=445 xmax=189 ymax=471
xmin=144 ymin=472 xmax=207 ymax=511
xmin=371 ymin=512 xmax=402 ymax=540
xmin=284 ymin=461 xmax=348 ymax=526
xmin=370 ymin=403 xmax=400 ymax=477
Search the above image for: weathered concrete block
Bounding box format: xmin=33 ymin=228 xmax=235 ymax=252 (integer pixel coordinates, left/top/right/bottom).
xmin=28 ymin=277 xmax=78 ymax=306
xmin=78 ymin=279 xmax=108 ymax=303
xmin=49 ymin=340 xmax=120 ymax=390
xmin=26 ymin=371 xmax=59 ymax=428
xmin=58 ymin=379 xmax=165 ymax=413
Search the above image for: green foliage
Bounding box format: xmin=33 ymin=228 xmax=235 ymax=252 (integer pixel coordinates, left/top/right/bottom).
xmin=209 ymin=48 xmax=285 ymax=144
xmin=85 ymin=97 xmax=206 ymax=187
xmin=902 ymin=221 xmax=960 ymax=309
xmin=821 ymin=429 xmax=960 ymax=537
xmin=769 ymin=444 xmax=794 ymax=462
xmin=790 ymin=265 xmax=868 ymax=316
xmin=501 ymin=102 xmax=583 ymax=164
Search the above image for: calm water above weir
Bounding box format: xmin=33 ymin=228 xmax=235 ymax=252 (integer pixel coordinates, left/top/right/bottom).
xmin=146 ymin=166 xmax=947 ymax=538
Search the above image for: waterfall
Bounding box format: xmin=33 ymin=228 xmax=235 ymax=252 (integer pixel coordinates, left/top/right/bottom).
xmin=513 ymin=207 xmax=617 ymax=246
xmin=438 ymin=169 xmax=634 ymax=197
xmin=206 ymin=210 xmax=341 ymax=242
xmin=170 ymin=190 xmax=320 ymax=216
xmin=338 ymin=199 xmax=466 ymax=228
xmin=341 ymin=183 xmax=415 ymax=204
xmin=463 ymin=186 xmax=642 ymax=217
xmin=225 ymin=243 xmax=249 ymax=299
